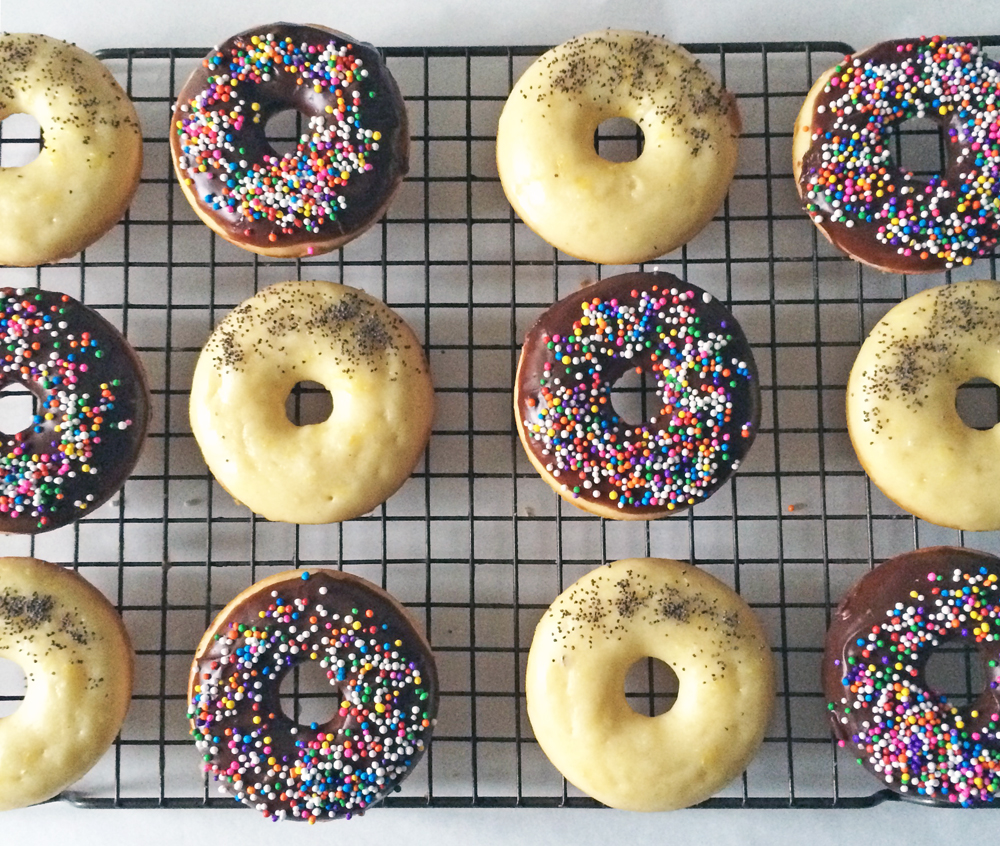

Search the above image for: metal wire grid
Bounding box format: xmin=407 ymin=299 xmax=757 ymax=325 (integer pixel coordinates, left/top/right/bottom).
xmin=1 ymin=38 xmax=1000 ymax=811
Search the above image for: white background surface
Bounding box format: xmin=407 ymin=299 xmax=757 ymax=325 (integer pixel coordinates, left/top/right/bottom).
xmin=2 ymin=0 xmax=999 ymax=842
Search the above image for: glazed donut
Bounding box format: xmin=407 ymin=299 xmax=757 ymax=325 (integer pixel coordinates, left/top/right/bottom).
xmin=515 ymin=271 xmax=759 ymax=520
xmin=189 ymin=568 xmax=438 ymax=821
xmin=823 ymin=546 xmax=1000 ymax=806
xmin=189 ymin=280 xmax=434 ymax=524
xmin=847 ymin=279 xmax=1000 ymax=531
xmin=496 ymin=30 xmax=740 ymax=266
xmin=0 ymin=33 xmax=143 ymax=267
xmin=0 ymin=556 xmax=134 ymax=810
xmin=171 ymin=23 xmax=409 ymax=258
xmin=793 ymin=36 xmax=1000 ymax=274
xmin=0 ymin=287 xmax=150 ymax=533
xmin=526 ymin=557 xmax=774 ymax=811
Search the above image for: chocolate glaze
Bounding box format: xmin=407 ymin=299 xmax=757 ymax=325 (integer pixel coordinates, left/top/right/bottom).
xmin=823 ymin=547 xmax=1000 ymax=806
xmin=171 ymin=23 xmax=408 ymax=255
xmin=515 ymin=271 xmax=759 ymax=517
xmin=0 ymin=287 xmax=149 ymax=534
xmin=798 ymin=37 xmax=1000 ymax=274
xmin=189 ymin=569 xmax=438 ymax=821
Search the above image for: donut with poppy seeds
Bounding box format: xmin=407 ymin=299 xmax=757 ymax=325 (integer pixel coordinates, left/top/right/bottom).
xmin=0 ymin=33 xmax=143 ymax=267
xmin=526 ymin=557 xmax=774 ymax=810
xmin=496 ymin=30 xmax=740 ymax=266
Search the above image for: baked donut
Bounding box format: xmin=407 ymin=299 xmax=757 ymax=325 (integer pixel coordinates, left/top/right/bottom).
xmin=496 ymin=30 xmax=740 ymax=266
xmin=847 ymin=279 xmax=1000 ymax=531
xmin=0 ymin=33 xmax=143 ymax=267
xmin=515 ymin=271 xmax=759 ymax=520
xmin=526 ymin=557 xmax=774 ymax=811
xmin=0 ymin=556 xmax=134 ymax=810
xmin=189 ymin=280 xmax=434 ymax=524
xmin=793 ymin=36 xmax=1000 ymax=274
xmin=0 ymin=287 xmax=150 ymax=533
xmin=171 ymin=23 xmax=409 ymax=258
xmin=824 ymin=546 xmax=1000 ymax=806
xmin=189 ymin=568 xmax=438 ymax=821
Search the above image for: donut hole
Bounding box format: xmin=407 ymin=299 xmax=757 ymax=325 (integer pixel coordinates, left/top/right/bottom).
xmin=285 ymin=381 xmax=333 ymax=426
xmin=884 ymin=116 xmax=945 ymax=177
xmin=594 ymin=117 xmax=644 ymax=163
xmin=0 ymin=113 xmax=43 ymax=168
xmin=923 ymin=642 xmax=986 ymax=710
xmin=609 ymin=367 xmax=659 ymax=426
xmin=0 ymin=383 xmax=38 ymax=436
xmin=279 ymin=659 xmax=341 ymax=727
xmin=265 ymin=107 xmax=308 ymax=159
xmin=0 ymin=656 xmax=26 ymax=718
xmin=624 ymin=656 xmax=678 ymax=716
xmin=955 ymin=377 xmax=1000 ymax=431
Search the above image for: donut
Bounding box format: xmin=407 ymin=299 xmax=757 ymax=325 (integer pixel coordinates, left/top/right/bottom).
xmin=792 ymin=36 xmax=1000 ymax=274
xmin=496 ymin=30 xmax=740 ymax=266
xmin=170 ymin=23 xmax=409 ymax=258
xmin=823 ymin=546 xmax=1000 ymax=806
xmin=189 ymin=280 xmax=434 ymax=524
xmin=526 ymin=557 xmax=774 ymax=811
xmin=188 ymin=568 xmax=438 ymax=821
xmin=0 ymin=33 xmax=143 ymax=267
xmin=0 ymin=287 xmax=150 ymax=534
xmin=0 ymin=556 xmax=134 ymax=810
xmin=847 ymin=279 xmax=1000 ymax=531
xmin=514 ymin=271 xmax=759 ymax=520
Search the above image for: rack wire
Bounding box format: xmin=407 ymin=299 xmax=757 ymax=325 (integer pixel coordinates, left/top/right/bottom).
xmin=2 ymin=38 xmax=1000 ymax=812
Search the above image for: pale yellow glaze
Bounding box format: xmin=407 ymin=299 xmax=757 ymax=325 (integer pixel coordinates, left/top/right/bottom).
xmin=0 ymin=557 xmax=133 ymax=810
xmin=526 ymin=558 xmax=774 ymax=811
xmin=0 ymin=34 xmax=143 ymax=266
xmin=189 ymin=280 xmax=435 ymax=524
xmin=496 ymin=30 xmax=740 ymax=266
xmin=847 ymin=280 xmax=1000 ymax=530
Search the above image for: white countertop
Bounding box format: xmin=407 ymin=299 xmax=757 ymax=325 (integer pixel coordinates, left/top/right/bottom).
xmin=2 ymin=0 xmax=998 ymax=842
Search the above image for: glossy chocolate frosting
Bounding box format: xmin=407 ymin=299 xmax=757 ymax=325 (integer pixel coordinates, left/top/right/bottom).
xmin=189 ymin=568 xmax=438 ymax=821
xmin=0 ymin=287 xmax=149 ymax=533
xmin=823 ymin=547 xmax=1000 ymax=805
xmin=171 ymin=23 xmax=409 ymax=256
xmin=515 ymin=271 xmax=759 ymax=518
xmin=797 ymin=37 xmax=1000 ymax=274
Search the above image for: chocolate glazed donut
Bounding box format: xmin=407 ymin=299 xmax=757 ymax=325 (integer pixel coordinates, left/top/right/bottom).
xmin=793 ymin=36 xmax=1000 ymax=274
xmin=189 ymin=569 xmax=438 ymax=822
xmin=171 ymin=23 xmax=409 ymax=257
xmin=824 ymin=547 xmax=1000 ymax=805
xmin=0 ymin=287 xmax=149 ymax=533
xmin=515 ymin=271 xmax=760 ymax=520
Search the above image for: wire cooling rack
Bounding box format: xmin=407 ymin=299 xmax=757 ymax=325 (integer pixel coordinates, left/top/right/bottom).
xmin=2 ymin=38 xmax=1000 ymax=812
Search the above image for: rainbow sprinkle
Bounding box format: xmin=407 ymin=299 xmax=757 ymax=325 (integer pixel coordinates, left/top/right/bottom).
xmin=801 ymin=36 xmax=1000 ymax=267
xmin=175 ymin=30 xmax=385 ymax=241
xmin=831 ymin=560 xmax=1000 ymax=805
xmin=520 ymin=279 xmax=757 ymax=513
xmin=190 ymin=572 xmax=435 ymax=822
xmin=0 ymin=288 xmax=132 ymax=529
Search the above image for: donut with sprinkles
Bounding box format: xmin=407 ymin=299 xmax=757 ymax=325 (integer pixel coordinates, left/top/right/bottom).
xmin=514 ymin=272 xmax=759 ymax=520
xmin=0 ymin=288 xmax=149 ymax=534
xmin=824 ymin=546 xmax=1000 ymax=806
xmin=189 ymin=568 xmax=438 ymax=822
xmin=793 ymin=36 xmax=1000 ymax=274
xmin=170 ymin=23 xmax=409 ymax=257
